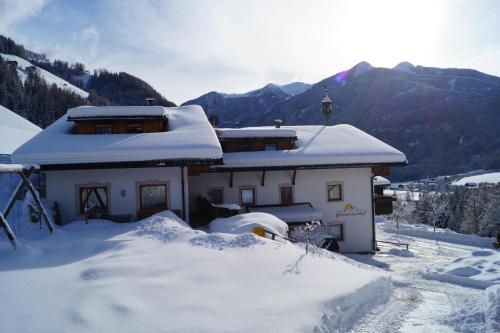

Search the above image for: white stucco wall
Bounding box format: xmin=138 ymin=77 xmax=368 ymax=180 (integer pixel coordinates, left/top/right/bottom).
xmin=189 ymin=168 xmax=374 ymax=253
xmin=45 ymin=167 xmax=185 ymax=223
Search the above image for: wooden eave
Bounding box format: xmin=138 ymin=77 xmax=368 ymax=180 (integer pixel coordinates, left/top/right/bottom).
xmin=40 ymin=158 xmax=224 ymax=171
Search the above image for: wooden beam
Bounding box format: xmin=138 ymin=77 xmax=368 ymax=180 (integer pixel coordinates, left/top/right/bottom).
xmin=292 ymin=169 xmax=297 ymax=185
xmin=229 ymin=171 xmax=233 ymax=188
xmin=372 ymin=166 xmax=390 ymax=176
xmin=261 ymin=171 xmax=266 ymax=187
xmin=19 ymin=172 xmax=55 ymax=234
xmin=0 ymin=212 xmax=18 ymax=250
xmin=2 ymin=178 xmax=24 ymax=219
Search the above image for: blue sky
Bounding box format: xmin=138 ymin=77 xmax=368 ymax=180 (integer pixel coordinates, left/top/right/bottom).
xmin=1 ymin=0 xmax=500 ymax=103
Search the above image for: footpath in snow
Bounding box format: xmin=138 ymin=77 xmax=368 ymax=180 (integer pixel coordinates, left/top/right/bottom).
xmin=347 ymin=219 xmax=499 ymax=333
xmin=0 ymin=211 xmax=389 ymax=333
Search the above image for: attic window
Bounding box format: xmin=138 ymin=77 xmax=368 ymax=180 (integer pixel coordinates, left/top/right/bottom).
xmin=95 ymin=124 xmax=112 ymax=134
xmin=265 ymin=144 xmax=277 ymax=151
xmin=126 ymin=123 xmax=143 ymax=133
xmin=237 ymin=143 xmax=252 ymax=152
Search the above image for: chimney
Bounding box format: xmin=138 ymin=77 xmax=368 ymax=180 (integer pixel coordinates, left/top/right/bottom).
xmin=274 ymin=119 xmax=283 ymax=128
xmin=145 ymin=97 xmax=156 ymax=106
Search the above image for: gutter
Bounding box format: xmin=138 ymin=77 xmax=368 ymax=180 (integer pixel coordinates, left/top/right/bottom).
xmin=370 ymin=174 xmax=377 ymax=253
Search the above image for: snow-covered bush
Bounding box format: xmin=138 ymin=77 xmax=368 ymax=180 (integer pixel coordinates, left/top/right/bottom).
xmin=289 ymin=221 xmax=328 ymax=247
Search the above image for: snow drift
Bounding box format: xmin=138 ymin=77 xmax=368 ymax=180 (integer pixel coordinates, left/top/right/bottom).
xmin=0 ymin=211 xmax=390 ymax=333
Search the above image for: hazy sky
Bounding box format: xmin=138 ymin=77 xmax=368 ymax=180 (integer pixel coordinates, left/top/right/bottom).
xmin=1 ymin=0 xmax=500 ymax=103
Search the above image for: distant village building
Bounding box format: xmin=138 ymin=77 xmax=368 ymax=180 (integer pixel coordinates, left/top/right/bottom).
xmin=12 ymin=103 xmax=407 ymax=253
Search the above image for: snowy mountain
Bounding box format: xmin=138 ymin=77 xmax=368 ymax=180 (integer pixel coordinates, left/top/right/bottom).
xmin=0 ymin=53 xmax=89 ymax=98
xmin=184 ymin=61 xmax=500 ymax=180
xmin=279 ymin=82 xmax=311 ymax=96
xmin=0 ymin=104 xmax=41 ymax=156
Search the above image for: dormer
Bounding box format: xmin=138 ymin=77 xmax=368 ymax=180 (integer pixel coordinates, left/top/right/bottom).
xmin=67 ymin=106 xmax=168 ymax=134
xmin=216 ymin=127 xmax=298 ymax=152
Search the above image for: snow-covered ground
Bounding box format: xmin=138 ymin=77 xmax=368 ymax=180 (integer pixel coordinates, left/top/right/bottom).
xmin=0 ymin=211 xmax=390 ymax=333
xmin=0 ymin=105 xmax=41 ymax=155
xmin=347 ymin=219 xmax=499 ymax=333
xmin=452 ymin=172 xmax=500 ymax=185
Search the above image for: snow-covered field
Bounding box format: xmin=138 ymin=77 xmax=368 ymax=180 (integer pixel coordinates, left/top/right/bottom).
xmin=452 ymin=172 xmax=500 ymax=185
xmin=0 ymin=211 xmax=390 ymax=333
xmin=347 ymin=219 xmax=499 ymax=333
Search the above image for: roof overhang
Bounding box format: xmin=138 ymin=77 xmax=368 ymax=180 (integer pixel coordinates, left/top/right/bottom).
xmin=40 ymin=158 xmax=224 ymax=171
xmin=208 ymin=160 xmax=407 ymax=172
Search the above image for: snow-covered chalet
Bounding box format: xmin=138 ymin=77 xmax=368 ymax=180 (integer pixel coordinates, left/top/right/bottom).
xmin=12 ymin=103 xmax=407 ymax=253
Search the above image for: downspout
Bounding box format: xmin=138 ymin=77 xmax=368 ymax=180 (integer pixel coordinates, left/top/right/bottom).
xmin=371 ymin=174 xmax=377 ymax=253
xmin=181 ymin=166 xmax=186 ymax=221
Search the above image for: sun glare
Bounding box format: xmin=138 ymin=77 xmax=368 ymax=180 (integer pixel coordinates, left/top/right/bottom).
xmin=337 ymin=0 xmax=446 ymax=67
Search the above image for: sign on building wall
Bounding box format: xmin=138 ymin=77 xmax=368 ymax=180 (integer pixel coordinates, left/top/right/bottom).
xmin=336 ymin=203 xmax=367 ymax=218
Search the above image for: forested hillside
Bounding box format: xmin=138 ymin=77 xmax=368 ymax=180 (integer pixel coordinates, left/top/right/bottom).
xmin=0 ymin=35 xmax=175 ymax=128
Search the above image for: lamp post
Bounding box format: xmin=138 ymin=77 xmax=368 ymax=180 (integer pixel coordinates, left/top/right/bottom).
xmin=322 ymin=85 xmax=332 ymax=125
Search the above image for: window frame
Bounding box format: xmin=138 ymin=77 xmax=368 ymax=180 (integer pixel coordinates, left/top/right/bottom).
xmin=208 ymin=187 xmax=224 ymax=204
xmin=265 ymin=143 xmax=277 ymax=151
xmin=95 ymin=124 xmax=112 ymax=134
xmin=239 ymin=186 xmax=256 ymax=206
xmin=279 ymin=184 xmax=294 ymax=205
xmin=237 ymin=143 xmax=252 ymax=152
xmin=327 ymin=223 xmax=344 ymax=241
xmin=326 ymin=182 xmax=343 ymax=202
xmin=139 ymin=183 xmax=169 ymax=212
xmin=78 ymin=185 xmax=109 ymax=214
xmin=126 ymin=122 xmax=144 ymax=133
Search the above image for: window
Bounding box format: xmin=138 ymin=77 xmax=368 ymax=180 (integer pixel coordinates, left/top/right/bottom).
xmin=126 ymin=123 xmax=143 ymax=133
xmin=237 ymin=143 xmax=252 ymax=152
xmin=95 ymin=124 xmax=112 ymax=134
xmin=80 ymin=186 xmax=108 ymax=214
xmin=280 ymin=185 xmax=293 ymax=205
xmin=327 ymin=183 xmax=343 ymax=201
xmin=208 ymin=188 xmax=224 ymax=204
xmin=240 ymin=188 xmax=255 ymax=205
xmin=140 ymin=184 xmax=168 ymax=211
xmin=328 ymin=224 xmax=344 ymax=241
xmin=265 ymin=144 xmax=277 ymax=151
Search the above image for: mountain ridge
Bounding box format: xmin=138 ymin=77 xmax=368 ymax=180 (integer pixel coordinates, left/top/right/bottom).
xmin=184 ymin=61 xmax=500 ymax=180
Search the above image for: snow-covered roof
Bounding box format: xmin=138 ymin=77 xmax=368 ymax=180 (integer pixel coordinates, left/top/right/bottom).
xmin=248 ymin=204 xmax=323 ymax=223
xmin=11 ymin=105 xmax=223 ymax=166
xmin=373 ymin=176 xmax=391 ymax=186
xmin=67 ymin=106 xmax=168 ymax=119
xmin=0 ymin=53 xmax=89 ymax=98
xmin=0 ymin=105 xmax=41 ymax=155
xmin=216 ymin=127 xmax=297 ymax=139
xmin=215 ymin=125 xmax=407 ymax=169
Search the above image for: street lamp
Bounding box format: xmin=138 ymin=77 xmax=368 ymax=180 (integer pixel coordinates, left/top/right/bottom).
xmin=322 ymin=85 xmax=332 ymax=124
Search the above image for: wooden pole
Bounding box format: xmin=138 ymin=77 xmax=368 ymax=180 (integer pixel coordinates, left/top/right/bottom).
xmin=2 ymin=178 xmax=25 ymax=219
xmin=19 ymin=172 xmax=55 ymax=234
xmin=0 ymin=212 xmax=18 ymax=250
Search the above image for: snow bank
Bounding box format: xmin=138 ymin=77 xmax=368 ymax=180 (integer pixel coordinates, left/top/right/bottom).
xmin=484 ymin=285 xmax=500 ymax=333
xmin=0 ymin=105 xmax=41 ymax=155
xmin=209 ymin=212 xmax=288 ymax=237
xmin=216 ymin=125 xmax=406 ymax=169
xmin=378 ymin=219 xmax=495 ymax=248
xmin=12 ymin=105 xmax=223 ymax=165
xmin=0 ymin=211 xmax=390 ymax=333
xmin=423 ymin=250 xmax=500 ymax=289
